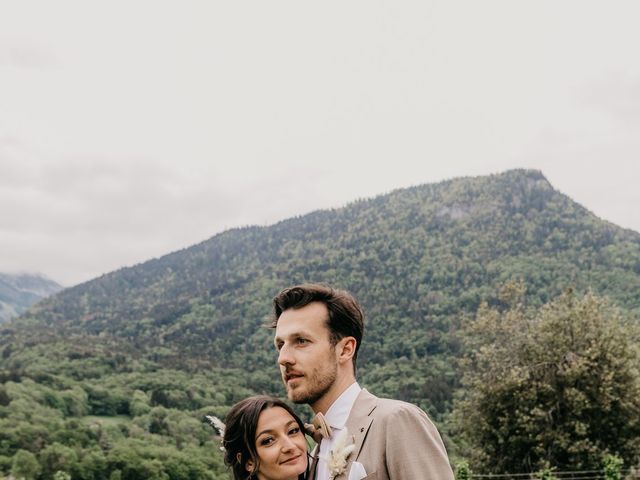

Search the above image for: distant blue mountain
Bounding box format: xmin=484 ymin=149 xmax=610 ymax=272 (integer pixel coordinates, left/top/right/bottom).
xmin=0 ymin=272 xmax=63 ymax=323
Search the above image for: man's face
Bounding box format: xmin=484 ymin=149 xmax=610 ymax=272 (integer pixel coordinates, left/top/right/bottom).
xmin=274 ymin=302 xmax=338 ymax=405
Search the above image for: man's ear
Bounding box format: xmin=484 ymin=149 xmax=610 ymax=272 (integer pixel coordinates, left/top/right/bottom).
xmin=337 ymin=336 xmax=356 ymax=364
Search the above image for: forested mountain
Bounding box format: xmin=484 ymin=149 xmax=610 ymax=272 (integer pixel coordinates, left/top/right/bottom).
xmin=1 ymin=169 xmax=639 ymax=479
xmin=7 ymin=168 xmax=640 ymax=409
xmin=0 ymin=273 xmax=62 ymax=324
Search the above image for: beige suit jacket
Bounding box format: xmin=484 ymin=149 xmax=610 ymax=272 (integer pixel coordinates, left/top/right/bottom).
xmin=309 ymin=389 xmax=454 ymax=480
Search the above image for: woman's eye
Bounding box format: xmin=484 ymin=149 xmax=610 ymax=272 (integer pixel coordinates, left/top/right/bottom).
xmin=289 ymin=427 xmax=301 ymax=435
xmin=260 ymin=436 xmax=274 ymax=446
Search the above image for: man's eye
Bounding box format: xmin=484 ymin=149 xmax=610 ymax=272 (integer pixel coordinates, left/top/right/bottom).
xmin=296 ymin=338 xmax=308 ymax=345
xmin=275 ymin=342 xmax=283 ymax=351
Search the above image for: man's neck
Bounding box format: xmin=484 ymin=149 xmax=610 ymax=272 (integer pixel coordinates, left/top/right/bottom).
xmin=311 ymin=375 xmax=357 ymax=414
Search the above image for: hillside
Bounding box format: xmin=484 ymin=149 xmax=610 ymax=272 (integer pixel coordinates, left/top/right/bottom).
xmin=8 ymin=169 xmax=640 ymax=405
xmin=0 ymin=273 xmax=63 ymax=323
xmin=1 ymin=169 xmax=640 ymax=479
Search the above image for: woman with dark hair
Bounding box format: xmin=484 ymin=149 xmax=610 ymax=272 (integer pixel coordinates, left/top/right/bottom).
xmin=222 ymin=395 xmax=309 ymax=480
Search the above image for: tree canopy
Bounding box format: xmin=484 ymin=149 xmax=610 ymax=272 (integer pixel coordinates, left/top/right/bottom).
xmin=454 ymin=284 xmax=640 ymax=473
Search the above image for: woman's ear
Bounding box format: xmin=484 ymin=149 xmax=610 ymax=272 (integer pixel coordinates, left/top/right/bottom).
xmin=241 ymin=452 xmax=255 ymax=473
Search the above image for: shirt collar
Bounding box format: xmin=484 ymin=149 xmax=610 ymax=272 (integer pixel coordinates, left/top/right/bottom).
xmin=324 ymin=382 xmax=361 ymax=430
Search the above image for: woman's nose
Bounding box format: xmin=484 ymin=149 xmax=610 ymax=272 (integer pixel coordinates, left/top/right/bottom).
xmin=281 ymin=435 xmax=296 ymax=451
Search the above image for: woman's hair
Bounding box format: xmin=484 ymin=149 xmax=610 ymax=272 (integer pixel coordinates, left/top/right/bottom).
xmin=222 ymin=395 xmax=308 ymax=480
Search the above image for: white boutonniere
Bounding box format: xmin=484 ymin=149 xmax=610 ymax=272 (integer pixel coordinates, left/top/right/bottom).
xmin=322 ymin=428 xmax=356 ymax=480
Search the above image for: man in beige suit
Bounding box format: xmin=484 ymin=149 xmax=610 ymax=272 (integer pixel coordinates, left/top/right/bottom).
xmin=271 ymin=283 xmax=454 ymax=480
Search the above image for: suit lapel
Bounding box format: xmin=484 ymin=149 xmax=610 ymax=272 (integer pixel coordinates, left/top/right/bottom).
xmin=308 ymin=444 xmax=319 ymax=480
xmin=338 ymin=389 xmax=377 ymax=480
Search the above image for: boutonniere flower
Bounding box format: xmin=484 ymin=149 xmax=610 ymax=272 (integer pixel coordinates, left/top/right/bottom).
xmin=322 ymin=428 xmax=356 ymax=480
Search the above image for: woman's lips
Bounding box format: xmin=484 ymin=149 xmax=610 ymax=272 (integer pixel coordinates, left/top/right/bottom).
xmin=280 ymin=454 xmax=302 ymax=465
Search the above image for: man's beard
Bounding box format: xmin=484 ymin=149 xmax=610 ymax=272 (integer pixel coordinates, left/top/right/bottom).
xmin=288 ymin=363 xmax=338 ymax=405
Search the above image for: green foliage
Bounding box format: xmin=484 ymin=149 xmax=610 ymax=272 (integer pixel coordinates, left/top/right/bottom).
xmin=454 ymin=286 xmax=640 ymax=473
xmin=454 ymin=460 xmax=471 ymax=480
xmin=603 ymin=454 xmax=623 ymax=480
xmin=74 ymin=449 xmax=107 ymax=480
xmin=2 ymin=170 xmax=640 ymax=476
xmin=129 ymin=390 xmax=151 ymax=417
xmin=39 ymin=442 xmax=78 ymax=478
xmin=105 ymin=439 xmax=223 ymax=480
xmin=0 ymin=365 xmax=235 ymax=478
xmin=11 ymin=449 xmax=41 ymax=480
xmin=537 ymin=467 xmax=559 ymax=480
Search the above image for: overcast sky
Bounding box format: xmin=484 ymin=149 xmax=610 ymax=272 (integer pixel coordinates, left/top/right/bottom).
xmin=1 ymin=1 xmax=639 ymax=287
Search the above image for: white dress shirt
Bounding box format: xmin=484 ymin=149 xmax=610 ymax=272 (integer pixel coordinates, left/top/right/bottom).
xmin=316 ymin=382 xmax=362 ymax=480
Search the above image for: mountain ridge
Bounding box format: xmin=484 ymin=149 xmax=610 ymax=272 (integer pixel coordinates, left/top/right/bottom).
xmin=34 ymin=168 xmax=636 ymax=315
xmin=24 ymin=168 xmax=640 ymax=323
xmin=5 ymin=168 xmax=640 ymax=414
xmin=0 ymin=272 xmax=63 ymax=323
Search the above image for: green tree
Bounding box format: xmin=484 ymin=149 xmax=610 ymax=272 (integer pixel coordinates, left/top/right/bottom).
xmin=537 ymin=467 xmax=559 ymax=480
xmin=454 ymin=460 xmax=471 ymax=480
xmin=75 ymin=449 xmax=108 ymax=480
xmin=454 ymin=286 xmax=640 ymax=473
xmin=53 ymin=471 xmax=72 ymax=480
xmin=11 ymin=449 xmax=41 ymax=480
xmin=39 ymin=442 xmax=78 ymax=479
xmin=61 ymin=386 xmax=89 ymax=417
xmin=129 ymin=390 xmax=151 ymax=417
xmin=603 ymin=454 xmax=623 ymax=480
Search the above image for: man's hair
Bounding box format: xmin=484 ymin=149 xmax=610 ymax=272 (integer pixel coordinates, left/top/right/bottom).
xmin=223 ymin=395 xmax=307 ymax=480
xmin=271 ymin=283 xmax=364 ymax=372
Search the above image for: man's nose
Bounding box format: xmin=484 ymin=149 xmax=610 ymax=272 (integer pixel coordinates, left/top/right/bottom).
xmin=278 ymin=344 xmax=294 ymax=366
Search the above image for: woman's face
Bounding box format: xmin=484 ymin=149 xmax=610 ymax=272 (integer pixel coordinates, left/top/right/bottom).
xmin=249 ymin=406 xmax=308 ymax=480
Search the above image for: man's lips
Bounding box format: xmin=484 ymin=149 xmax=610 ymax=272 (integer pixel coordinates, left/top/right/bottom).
xmin=284 ymin=372 xmax=304 ymax=383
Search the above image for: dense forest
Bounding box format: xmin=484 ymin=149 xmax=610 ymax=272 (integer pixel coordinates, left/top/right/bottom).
xmin=1 ymin=169 xmax=639 ymax=479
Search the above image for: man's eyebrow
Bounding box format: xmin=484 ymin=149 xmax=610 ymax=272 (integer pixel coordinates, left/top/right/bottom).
xmin=274 ymin=331 xmax=308 ymax=341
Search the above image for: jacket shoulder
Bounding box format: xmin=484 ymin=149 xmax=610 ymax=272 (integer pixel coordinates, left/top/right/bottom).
xmin=371 ymin=395 xmax=432 ymax=420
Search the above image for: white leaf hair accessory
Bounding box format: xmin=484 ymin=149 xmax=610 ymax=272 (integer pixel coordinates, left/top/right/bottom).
xmin=321 ymin=428 xmax=356 ymax=480
xmin=204 ymin=415 xmax=226 ymax=451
